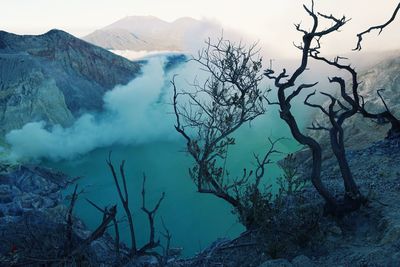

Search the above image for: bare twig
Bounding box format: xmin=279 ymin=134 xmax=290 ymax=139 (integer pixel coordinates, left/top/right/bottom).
xmin=138 ymin=174 xmax=165 ymax=254
xmin=354 ymin=2 xmax=400 ymax=50
xmin=65 ymin=184 xmax=78 ymax=256
xmin=106 ymin=153 xmax=137 ymax=254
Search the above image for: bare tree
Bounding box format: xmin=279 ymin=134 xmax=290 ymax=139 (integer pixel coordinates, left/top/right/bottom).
xmin=264 ymin=0 xmax=347 ymax=215
xmin=69 ymin=204 xmax=117 ymax=258
xmin=138 ymin=174 xmax=165 ymax=254
xmin=172 ymin=37 xmax=284 ymax=228
xmin=265 ymin=0 xmax=400 ymax=215
xmin=304 ymin=82 xmax=366 ymax=213
xmin=106 ymin=154 xmax=167 ymax=258
xmin=107 ymin=154 xmax=137 ymax=255
xmin=309 ymin=48 xmax=400 ymax=139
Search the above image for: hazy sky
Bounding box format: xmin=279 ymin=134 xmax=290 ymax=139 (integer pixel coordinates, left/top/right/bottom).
xmin=1 ymin=0 xmax=399 ymax=56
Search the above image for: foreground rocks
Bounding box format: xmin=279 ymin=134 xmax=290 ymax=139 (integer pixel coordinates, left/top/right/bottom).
xmin=0 ymin=165 xmax=69 ymax=218
xmin=0 ymin=165 xmax=120 ymax=266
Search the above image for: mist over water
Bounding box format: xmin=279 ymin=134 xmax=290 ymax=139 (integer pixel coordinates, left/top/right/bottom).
xmin=45 ymin=120 xmax=298 ymax=256
xmin=5 ymin=56 xmax=179 ymax=162
xmin=4 ymin=52 xmax=306 ymax=256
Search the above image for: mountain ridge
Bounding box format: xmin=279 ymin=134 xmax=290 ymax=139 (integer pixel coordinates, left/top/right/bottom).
xmin=0 ymin=29 xmax=143 ymax=134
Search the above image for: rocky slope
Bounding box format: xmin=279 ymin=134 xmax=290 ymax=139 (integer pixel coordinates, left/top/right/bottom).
xmin=0 ymin=165 xmax=121 ymax=266
xmin=0 ymin=29 xmax=143 ymax=134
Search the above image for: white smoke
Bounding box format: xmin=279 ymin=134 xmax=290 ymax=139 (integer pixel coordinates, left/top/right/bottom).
xmin=5 ymin=56 xmax=185 ymax=162
xmin=110 ymin=50 xmax=183 ymax=60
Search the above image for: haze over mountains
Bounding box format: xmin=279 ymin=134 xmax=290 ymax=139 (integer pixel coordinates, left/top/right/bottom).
xmin=83 ymin=16 xmax=226 ymax=53
xmin=0 ymin=16 xmax=399 ymax=160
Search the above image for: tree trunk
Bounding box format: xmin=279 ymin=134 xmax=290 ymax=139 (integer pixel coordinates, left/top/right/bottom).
xmin=329 ymin=128 xmax=366 ymax=216
xmin=281 ymin=110 xmax=338 ymax=212
xmin=124 ymin=203 xmax=137 ymax=254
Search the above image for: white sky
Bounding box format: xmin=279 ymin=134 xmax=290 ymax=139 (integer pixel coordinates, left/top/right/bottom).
xmin=1 ymin=0 xmax=399 ymax=57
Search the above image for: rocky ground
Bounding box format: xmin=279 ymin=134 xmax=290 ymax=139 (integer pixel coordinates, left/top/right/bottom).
xmin=0 ymin=165 xmax=121 ymax=266
xmin=1 ymin=138 xmax=399 ymax=266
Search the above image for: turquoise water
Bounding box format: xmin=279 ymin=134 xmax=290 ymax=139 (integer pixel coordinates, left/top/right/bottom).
xmin=40 ymin=56 xmax=316 ymax=256
xmin=45 ymin=109 xmax=302 ymax=256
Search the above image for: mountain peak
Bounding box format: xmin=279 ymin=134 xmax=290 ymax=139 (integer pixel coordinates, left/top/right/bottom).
xmin=43 ymin=29 xmax=71 ymax=37
xmin=172 ymin=17 xmax=198 ymax=24
xmin=0 ymin=29 xmax=142 ymax=133
xmin=84 ymin=15 xmax=207 ymax=52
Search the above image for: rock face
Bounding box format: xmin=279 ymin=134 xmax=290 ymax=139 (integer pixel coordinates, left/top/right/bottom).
xmin=0 ymin=165 xmax=69 ymax=217
xmin=309 ymin=52 xmax=400 ymax=152
xmin=0 ymin=29 xmax=142 ymax=134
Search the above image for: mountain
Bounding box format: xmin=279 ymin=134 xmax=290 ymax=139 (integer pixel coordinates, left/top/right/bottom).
xmin=83 ymin=16 xmax=222 ymax=52
xmin=309 ymin=51 xmax=400 ymax=152
xmin=0 ymin=29 xmax=143 ymax=134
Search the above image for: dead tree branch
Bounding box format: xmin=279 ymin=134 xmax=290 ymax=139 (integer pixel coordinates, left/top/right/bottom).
xmin=172 ymin=37 xmax=270 ymax=226
xmin=107 ymin=153 xmax=137 ymax=254
xmin=65 ymin=184 xmax=78 ymax=256
xmin=310 ymin=39 xmax=400 ymax=138
xmin=138 ymin=174 xmax=165 ymax=254
xmin=106 ymin=155 xmax=167 ymax=259
xmin=264 ymin=0 xmax=346 ymax=212
xmin=86 ymin=198 xmax=121 ymax=257
xmin=70 ymin=205 xmax=117 ymax=257
xmin=354 ymin=2 xmax=400 ymax=50
xmin=173 ymin=37 xmax=291 ymax=228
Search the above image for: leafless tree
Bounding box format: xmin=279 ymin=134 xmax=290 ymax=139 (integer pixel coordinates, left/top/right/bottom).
xmin=309 ymin=46 xmax=400 ymax=139
xmin=106 ymin=154 xmax=168 ymax=258
xmin=138 ymin=174 xmax=165 ymax=254
xmin=304 ymin=83 xmax=366 ymax=213
xmin=265 ymin=0 xmax=400 ymax=215
xmin=172 ymin=37 xmax=285 ymax=228
xmin=264 ymin=0 xmax=348 ymax=215
xmin=107 ymin=153 xmax=137 ymax=255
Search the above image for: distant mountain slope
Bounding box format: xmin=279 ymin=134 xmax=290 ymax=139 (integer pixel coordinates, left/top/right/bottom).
xmin=83 ymin=28 xmax=149 ymax=51
xmin=83 ymin=16 xmax=221 ymax=52
xmin=309 ymin=52 xmax=400 ymax=151
xmin=0 ymin=29 xmax=143 ymax=134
